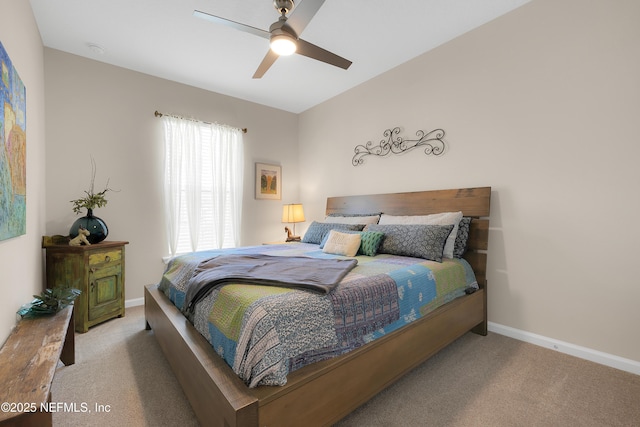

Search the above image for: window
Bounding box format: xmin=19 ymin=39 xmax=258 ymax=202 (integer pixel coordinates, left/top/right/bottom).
xmin=161 ymin=115 xmax=244 ymax=256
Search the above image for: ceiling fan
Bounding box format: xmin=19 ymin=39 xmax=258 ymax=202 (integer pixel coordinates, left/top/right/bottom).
xmin=194 ymin=0 xmax=352 ymax=79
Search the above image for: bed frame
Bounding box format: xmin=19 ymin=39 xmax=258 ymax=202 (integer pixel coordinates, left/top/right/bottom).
xmin=145 ymin=186 xmax=491 ymax=426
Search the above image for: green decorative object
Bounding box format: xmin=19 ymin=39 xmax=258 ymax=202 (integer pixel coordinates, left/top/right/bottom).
xmin=18 ymin=287 xmax=81 ymax=318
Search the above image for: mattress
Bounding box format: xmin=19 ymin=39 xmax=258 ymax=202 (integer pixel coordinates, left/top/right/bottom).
xmin=158 ymin=242 xmax=477 ymax=387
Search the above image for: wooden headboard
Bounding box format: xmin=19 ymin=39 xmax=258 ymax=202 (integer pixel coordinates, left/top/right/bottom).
xmin=326 ymin=187 xmax=491 ymax=287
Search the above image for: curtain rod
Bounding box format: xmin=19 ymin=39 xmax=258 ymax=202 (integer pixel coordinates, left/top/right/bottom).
xmin=154 ymin=110 xmax=247 ymax=134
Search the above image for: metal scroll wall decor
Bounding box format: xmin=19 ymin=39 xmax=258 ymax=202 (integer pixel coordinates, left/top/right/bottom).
xmin=352 ymin=127 xmax=446 ymax=166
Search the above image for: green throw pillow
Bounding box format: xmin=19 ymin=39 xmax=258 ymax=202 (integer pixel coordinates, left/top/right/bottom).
xmin=358 ymin=231 xmax=385 ymax=256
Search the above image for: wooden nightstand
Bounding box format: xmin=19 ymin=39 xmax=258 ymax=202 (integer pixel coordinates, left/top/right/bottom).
xmin=43 ymin=240 xmax=128 ymax=333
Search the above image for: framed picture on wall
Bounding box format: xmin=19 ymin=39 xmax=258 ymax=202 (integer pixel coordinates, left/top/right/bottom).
xmin=0 ymin=41 xmax=27 ymax=241
xmin=255 ymin=163 xmax=281 ymax=200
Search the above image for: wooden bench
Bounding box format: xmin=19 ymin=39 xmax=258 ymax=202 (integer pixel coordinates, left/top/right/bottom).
xmin=0 ymin=306 xmax=75 ymax=427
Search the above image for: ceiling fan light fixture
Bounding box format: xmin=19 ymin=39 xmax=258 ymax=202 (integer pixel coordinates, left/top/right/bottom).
xmin=270 ymin=33 xmax=297 ymax=56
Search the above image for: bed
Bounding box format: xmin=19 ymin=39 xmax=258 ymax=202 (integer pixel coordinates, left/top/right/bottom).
xmin=145 ymin=186 xmax=491 ymax=426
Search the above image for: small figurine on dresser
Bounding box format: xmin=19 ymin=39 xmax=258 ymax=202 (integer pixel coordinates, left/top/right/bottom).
xmin=69 ymin=227 xmax=91 ymax=246
xmin=284 ymin=226 xmax=301 ymax=242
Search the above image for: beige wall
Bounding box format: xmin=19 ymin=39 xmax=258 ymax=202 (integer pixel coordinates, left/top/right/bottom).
xmin=2 ymin=0 xmax=638 ymax=369
xmin=43 ymin=50 xmax=300 ymax=305
xmin=0 ymin=1 xmax=47 ymax=343
xmin=298 ymin=0 xmax=640 ymax=363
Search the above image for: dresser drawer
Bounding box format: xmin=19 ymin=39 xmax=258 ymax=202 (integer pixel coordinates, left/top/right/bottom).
xmin=89 ymin=249 xmax=122 ymax=266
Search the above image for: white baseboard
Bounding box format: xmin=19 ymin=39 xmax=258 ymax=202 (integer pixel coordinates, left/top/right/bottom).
xmin=488 ymin=322 xmax=640 ymax=376
xmin=125 ymin=297 xmax=144 ymax=308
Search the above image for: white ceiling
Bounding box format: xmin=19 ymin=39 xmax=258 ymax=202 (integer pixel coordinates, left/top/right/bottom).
xmin=29 ymin=0 xmax=530 ymax=113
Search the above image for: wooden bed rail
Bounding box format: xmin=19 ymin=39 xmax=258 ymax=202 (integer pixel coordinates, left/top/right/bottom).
xmin=145 ymin=284 xmax=485 ymax=426
xmin=145 ymin=285 xmax=259 ymax=425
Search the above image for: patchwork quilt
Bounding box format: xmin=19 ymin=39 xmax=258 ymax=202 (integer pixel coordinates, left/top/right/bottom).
xmin=158 ymin=243 xmax=477 ymax=387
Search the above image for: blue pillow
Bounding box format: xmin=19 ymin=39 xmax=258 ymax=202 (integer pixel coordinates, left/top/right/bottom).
xmin=453 ymin=217 xmax=472 ymax=258
xmin=364 ymin=224 xmax=454 ymax=262
xmin=302 ymin=221 xmax=365 ymax=244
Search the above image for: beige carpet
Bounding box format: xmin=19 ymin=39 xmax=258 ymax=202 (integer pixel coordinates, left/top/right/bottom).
xmin=52 ymin=306 xmax=640 ymax=426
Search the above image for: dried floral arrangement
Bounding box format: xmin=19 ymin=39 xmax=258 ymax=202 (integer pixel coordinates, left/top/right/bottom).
xmin=70 ymin=157 xmax=114 ymax=214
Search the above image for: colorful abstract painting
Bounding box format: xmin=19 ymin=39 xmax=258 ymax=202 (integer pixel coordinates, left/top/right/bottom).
xmin=0 ymin=41 xmax=27 ymax=241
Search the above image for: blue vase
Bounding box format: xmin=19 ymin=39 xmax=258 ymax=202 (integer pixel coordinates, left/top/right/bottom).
xmin=69 ymin=208 xmax=108 ymax=244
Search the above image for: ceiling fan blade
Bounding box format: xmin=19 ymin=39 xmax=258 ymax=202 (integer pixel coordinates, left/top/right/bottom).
xmin=296 ymin=39 xmax=352 ymax=70
xmin=193 ymin=10 xmax=270 ymax=39
xmin=285 ymin=0 xmax=326 ymax=36
xmin=253 ymin=50 xmax=280 ymax=79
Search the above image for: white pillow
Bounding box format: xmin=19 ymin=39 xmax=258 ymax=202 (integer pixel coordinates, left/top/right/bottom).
xmin=378 ymin=212 xmax=463 ymax=258
xmin=323 ymin=215 xmax=380 ymax=225
xmin=322 ymin=230 xmax=362 ymax=257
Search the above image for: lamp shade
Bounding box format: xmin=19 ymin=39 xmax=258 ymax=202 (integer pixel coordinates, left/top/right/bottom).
xmin=282 ymin=204 xmax=305 ymax=223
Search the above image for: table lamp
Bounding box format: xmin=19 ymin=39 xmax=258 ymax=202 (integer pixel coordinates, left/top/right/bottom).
xmin=282 ymin=203 xmax=305 ymax=242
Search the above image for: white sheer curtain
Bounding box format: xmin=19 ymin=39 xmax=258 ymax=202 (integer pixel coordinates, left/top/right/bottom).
xmin=162 ymin=115 xmax=244 ymax=256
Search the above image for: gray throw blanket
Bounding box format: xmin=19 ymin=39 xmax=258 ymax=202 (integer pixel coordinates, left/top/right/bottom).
xmin=183 ymin=254 xmax=358 ymax=314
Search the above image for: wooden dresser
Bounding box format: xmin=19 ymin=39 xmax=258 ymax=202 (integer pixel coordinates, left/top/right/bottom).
xmin=43 ymin=240 xmax=128 ymax=333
